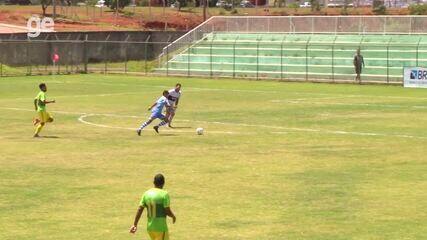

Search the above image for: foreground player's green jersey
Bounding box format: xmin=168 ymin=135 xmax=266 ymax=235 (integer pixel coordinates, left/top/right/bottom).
xmin=140 ymin=188 xmax=170 ymax=232
xmin=35 ymin=91 xmax=46 ymax=112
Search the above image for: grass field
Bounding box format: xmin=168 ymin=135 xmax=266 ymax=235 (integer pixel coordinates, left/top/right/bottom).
xmin=1 ymin=74 xmax=426 ymax=240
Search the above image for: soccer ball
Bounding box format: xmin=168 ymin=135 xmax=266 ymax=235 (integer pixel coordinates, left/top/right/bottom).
xmin=196 ymin=128 xmax=204 ymax=135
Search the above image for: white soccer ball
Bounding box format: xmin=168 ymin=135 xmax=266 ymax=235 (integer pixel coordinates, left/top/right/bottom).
xmin=196 ymin=127 xmax=204 ymax=135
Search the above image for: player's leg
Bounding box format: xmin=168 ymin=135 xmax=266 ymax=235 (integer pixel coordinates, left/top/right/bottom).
xmin=166 ymin=107 xmax=176 ymax=128
xmin=168 ymin=111 xmax=176 ymax=128
xmin=34 ymin=122 xmax=45 ymax=137
xmin=153 ymin=115 xmax=168 ymax=133
xmin=137 ymin=116 xmax=155 ymax=135
xmin=148 ymin=231 xmax=169 ymax=240
xmin=355 ymin=66 xmax=362 ymax=82
xmin=354 ymin=66 xmax=359 ymax=82
xmin=34 ymin=111 xmax=47 ymax=137
xmin=46 ymin=112 xmax=54 ymax=123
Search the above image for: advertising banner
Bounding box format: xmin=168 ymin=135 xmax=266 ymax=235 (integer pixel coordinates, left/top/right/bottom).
xmin=404 ymin=67 xmax=427 ymax=88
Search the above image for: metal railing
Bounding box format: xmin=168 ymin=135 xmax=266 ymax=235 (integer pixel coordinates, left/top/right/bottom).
xmin=161 ymin=16 xmax=427 ymax=61
xmin=157 ymin=36 xmax=427 ymax=84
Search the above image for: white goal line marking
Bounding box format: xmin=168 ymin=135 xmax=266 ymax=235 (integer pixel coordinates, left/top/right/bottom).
xmin=1 ymin=107 xmax=426 ymax=139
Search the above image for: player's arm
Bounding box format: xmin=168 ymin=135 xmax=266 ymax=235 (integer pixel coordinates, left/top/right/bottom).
xmin=362 ymin=56 xmax=365 ymax=67
xmin=34 ymin=99 xmax=38 ymax=111
xmin=129 ymin=205 xmax=144 ymax=234
xmin=148 ymin=102 xmax=157 ymax=111
xmin=175 ymin=98 xmax=180 ymax=108
xmin=42 ymin=99 xmax=56 ymax=104
xmin=165 ymin=207 xmax=176 ymax=223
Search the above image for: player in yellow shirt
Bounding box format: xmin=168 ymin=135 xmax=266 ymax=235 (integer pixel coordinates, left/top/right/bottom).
xmin=33 ymin=83 xmax=55 ymax=137
xmin=130 ymin=174 xmax=176 ymax=240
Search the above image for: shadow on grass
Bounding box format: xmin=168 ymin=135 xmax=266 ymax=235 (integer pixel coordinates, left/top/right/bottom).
xmin=159 ymin=133 xmax=178 ymax=137
xmin=39 ymin=136 xmax=60 ymax=139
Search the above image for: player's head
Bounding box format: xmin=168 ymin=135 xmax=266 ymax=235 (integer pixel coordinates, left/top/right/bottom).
xmin=357 ymin=48 xmax=361 ymax=55
xmin=39 ymin=83 xmax=47 ymax=92
xmin=153 ymin=173 xmax=165 ymax=188
xmin=175 ymin=83 xmax=181 ymax=92
xmin=163 ymin=90 xmax=169 ymax=97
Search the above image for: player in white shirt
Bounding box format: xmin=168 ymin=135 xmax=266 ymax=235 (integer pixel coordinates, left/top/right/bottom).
xmin=166 ymin=83 xmax=182 ymax=128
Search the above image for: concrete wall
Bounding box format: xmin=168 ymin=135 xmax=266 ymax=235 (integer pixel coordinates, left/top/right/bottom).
xmin=0 ymin=31 xmax=186 ymax=66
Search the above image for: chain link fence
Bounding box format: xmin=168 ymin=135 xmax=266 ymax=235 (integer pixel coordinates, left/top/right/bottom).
xmin=0 ymin=40 xmax=171 ymax=77
xmin=1 ymin=38 xmax=427 ymax=84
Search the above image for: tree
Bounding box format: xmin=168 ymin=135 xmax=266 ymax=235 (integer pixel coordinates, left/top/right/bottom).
xmin=310 ymin=0 xmax=320 ymax=11
xmin=177 ymin=0 xmax=187 ymax=10
xmin=274 ymin=0 xmax=286 ymax=7
xmin=105 ymin=0 xmax=131 ymax=9
xmin=40 ymin=0 xmax=52 ymax=16
xmin=373 ymin=0 xmax=386 ymax=14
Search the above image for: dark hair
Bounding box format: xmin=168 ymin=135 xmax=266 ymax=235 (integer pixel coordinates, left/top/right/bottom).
xmin=176 ymin=83 xmax=181 ymax=87
xmin=163 ymin=90 xmax=169 ymax=95
xmin=154 ymin=174 xmax=165 ymax=187
xmin=39 ymin=83 xmax=46 ymax=89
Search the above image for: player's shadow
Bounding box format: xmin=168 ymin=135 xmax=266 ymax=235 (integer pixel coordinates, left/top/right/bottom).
xmin=40 ymin=136 xmax=60 ymax=138
xmin=169 ymin=126 xmax=192 ymax=129
xmin=159 ymin=133 xmax=177 ymax=137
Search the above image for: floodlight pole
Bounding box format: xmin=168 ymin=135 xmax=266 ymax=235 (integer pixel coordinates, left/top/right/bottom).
xmin=115 ymin=0 xmax=119 ymax=26
xmin=53 ymin=0 xmax=57 ymax=19
xmin=203 ymin=0 xmax=207 ymax=21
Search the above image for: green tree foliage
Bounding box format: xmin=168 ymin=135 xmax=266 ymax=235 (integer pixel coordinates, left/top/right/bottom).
xmin=40 ymin=0 xmax=52 ymax=16
xmin=105 ymin=0 xmax=131 ymax=9
xmin=372 ymin=0 xmax=386 ymax=15
xmin=310 ymin=0 xmax=321 ymax=11
xmin=409 ymin=4 xmax=427 ymax=15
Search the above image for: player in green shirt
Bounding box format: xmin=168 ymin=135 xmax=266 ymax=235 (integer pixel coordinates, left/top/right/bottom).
xmin=33 ymin=83 xmax=55 ymax=137
xmin=130 ymin=174 xmax=176 ymax=240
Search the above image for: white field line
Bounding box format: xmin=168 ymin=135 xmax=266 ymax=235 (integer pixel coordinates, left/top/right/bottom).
xmin=1 ymin=107 xmax=426 ymax=139
xmin=78 ymin=114 xmax=238 ymax=135
xmin=271 ymin=100 xmax=427 ymax=109
xmin=5 ymin=92 xmax=144 ymax=101
xmin=179 ymin=119 xmax=427 ymax=140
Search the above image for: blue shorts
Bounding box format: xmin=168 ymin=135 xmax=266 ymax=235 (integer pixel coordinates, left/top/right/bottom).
xmin=150 ymin=112 xmax=165 ymax=119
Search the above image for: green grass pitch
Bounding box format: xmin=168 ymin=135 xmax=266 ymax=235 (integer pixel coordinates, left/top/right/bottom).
xmin=0 ymin=74 xmax=426 ymax=240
